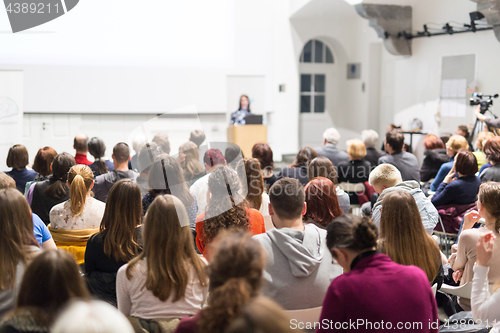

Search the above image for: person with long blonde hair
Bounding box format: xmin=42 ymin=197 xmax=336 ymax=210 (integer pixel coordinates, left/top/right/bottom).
xmin=179 ymin=141 xmax=205 ymax=187
xmin=0 ymin=188 xmax=40 ymax=320
xmin=85 ymin=179 xmax=142 ymax=306
xmin=379 ymin=191 xmax=442 ymax=285
xmin=49 ymin=165 xmax=105 ymax=230
xmin=117 ymin=195 xmax=208 ymax=320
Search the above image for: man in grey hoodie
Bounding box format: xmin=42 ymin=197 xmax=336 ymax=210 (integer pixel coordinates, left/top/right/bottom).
xmin=253 ymin=178 xmax=343 ymax=310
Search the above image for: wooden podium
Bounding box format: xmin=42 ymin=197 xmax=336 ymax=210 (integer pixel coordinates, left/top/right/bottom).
xmin=227 ymin=125 xmax=267 ymax=158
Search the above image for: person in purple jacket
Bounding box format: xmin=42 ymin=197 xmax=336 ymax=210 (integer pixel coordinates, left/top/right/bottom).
xmin=317 ymin=214 xmax=438 ymax=333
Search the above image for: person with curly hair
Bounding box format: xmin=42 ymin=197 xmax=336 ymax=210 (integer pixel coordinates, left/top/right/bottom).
xmin=195 ymin=166 xmax=265 ymax=255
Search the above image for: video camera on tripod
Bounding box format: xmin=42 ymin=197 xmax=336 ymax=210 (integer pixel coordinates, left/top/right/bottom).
xmin=470 ymin=92 xmax=499 ymax=114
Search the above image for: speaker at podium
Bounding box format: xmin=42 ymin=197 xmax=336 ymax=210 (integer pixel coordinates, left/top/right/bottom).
xmin=227 ymin=115 xmax=267 ymax=158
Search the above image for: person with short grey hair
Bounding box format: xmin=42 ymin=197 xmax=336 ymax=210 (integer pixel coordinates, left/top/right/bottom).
xmin=314 ymin=128 xmax=349 ymax=166
xmin=361 ymin=129 xmax=385 ymax=168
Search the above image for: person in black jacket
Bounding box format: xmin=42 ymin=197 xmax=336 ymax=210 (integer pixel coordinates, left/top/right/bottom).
xmin=277 ymin=147 xmax=317 ymax=186
xmin=420 ymin=134 xmax=449 ymax=182
xmin=361 ymin=129 xmax=385 ymax=168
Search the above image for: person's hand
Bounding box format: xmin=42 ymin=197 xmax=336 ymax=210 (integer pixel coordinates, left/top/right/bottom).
xmin=476 ymin=105 xmax=487 ymax=122
xmin=451 ymin=244 xmax=458 ymax=254
xmin=453 ymin=269 xmax=463 ymax=283
xmin=463 ymin=210 xmax=481 ymax=231
xmin=476 ymin=232 xmax=496 ymax=267
xmin=443 ymin=168 xmax=456 ymax=184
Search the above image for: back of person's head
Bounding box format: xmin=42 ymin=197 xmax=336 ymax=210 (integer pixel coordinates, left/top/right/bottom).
xmin=225 ymin=144 xmax=244 ymax=166
xmin=303 ymin=177 xmax=342 ymax=228
xmin=68 ymin=165 xmax=94 ymax=216
xmin=100 ymin=180 xmax=141 ymax=262
xmin=423 ymin=134 xmax=445 ymax=150
xmin=385 ymin=129 xmax=404 ymax=153
xmin=204 ymin=149 xmax=226 ymax=169
xmin=152 ymin=133 xmax=171 ymax=155
xmin=323 ymin=128 xmax=340 ymax=145
xmin=326 ymin=214 xmax=378 ymax=254
xmin=241 ymin=158 xmax=264 ymax=210
xmin=269 ymin=178 xmax=305 ymax=220
xmin=0 ymin=172 xmax=16 ymax=189
xmin=454 ymin=149 xmax=478 ymax=176
xmin=477 ymin=182 xmax=500 ymax=233
xmin=6 ymin=144 xmax=29 ymax=169
xmin=51 ymin=300 xmax=134 ymax=333
xmin=440 ymin=133 xmax=452 ymax=146
xmin=457 ymin=125 xmax=470 ymax=139
xmin=0 ymin=188 xmax=37 ymax=290
xmin=32 ymin=147 xmax=57 ymax=176
xmin=46 ymin=153 xmax=75 ymax=200
xmin=190 ymin=130 xmax=206 ymax=147
xmin=368 ymin=164 xmax=402 ymax=189
xmin=225 ymin=296 xmax=300 ymax=333
xmin=88 ymin=137 xmax=109 ymax=175
xmin=251 ymin=143 xmax=274 ymax=171
xmin=291 ymin=147 xmax=317 ymax=168
xmin=131 ymin=134 xmax=147 ymax=154
xmin=73 ymin=134 xmax=89 ymax=153
xmin=446 ymin=135 xmax=469 ymax=155
xmin=307 ymin=156 xmax=338 ymax=184
xmin=379 ymin=191 xmax=440 ymax=282
xmin=112 ymin=142 xmax=130 ymax=164
xmin=126 ymin=194 xmax=207 ymax=302
xmin=17 ymin=250 xmax=89 ymax=322
xmin=477 ymin=131 xmax=496 ymax=151
xmin=179 ymin=141 xmax=204 ymax=177
xmin=361 ymin=130 xmax=379 ymax=149
xmin=483 ymin=136 xmax=500 ymax=164
xmin=346 ymin=139 xmax=367 ymax=160
xmin=147 ymin=154 xmax=193 ymax=207
xmin=200 ymin=230 xmax=265 ymax=333
xmin=137 ymin=142 xmax=162 ymax=174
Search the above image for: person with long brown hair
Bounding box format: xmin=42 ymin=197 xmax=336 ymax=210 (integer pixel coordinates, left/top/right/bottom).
xmin=251 ymin=143 xmax=276 ymax=192
xmin=5 ymin=144 xmax=38 ymax=193
xmin=175 ymin=230 xmax=265 ymax=333
xmin=0 ymin=250 xmax=89 ymax=333
xmin=0 ymin=188 xmax=40 ymax=320
xmin=379 ymin=191 xmax=442 ymax=285
xmin=117 ymin=194 xmax=208 ymax=319
xmin=179 ymin=141 xmax=205 ymax=187
xmin=195 ymin=166 xmax=265 ymax=255
xmin=277 ymin=147 xmax=317 ymax=186
xmin=303 ymin=177 xmax=342 ymax=229
xmin=85 ymin=179 xmax=142 ymax=306
xmin=240 ymin=158 xmax=269 ymax=218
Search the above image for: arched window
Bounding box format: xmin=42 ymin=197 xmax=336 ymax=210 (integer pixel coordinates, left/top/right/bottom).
xmin=299 ymin=39 xmax=334 ymax=64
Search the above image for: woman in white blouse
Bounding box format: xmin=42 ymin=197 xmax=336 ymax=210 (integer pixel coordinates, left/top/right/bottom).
xmin=116 ymin=194 xmax=208 ymax=319
xmin=49 ymin=165 xmax=105 ymax=230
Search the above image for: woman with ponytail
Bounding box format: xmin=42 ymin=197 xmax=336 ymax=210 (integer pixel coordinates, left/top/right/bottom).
xmin=117 ymin=194 xmax=208 ymax=320
xmin=195 ymin=166 xmax=265 ymax=255
xmin=175 ymin=230 xmax=265 ymax=333
xmin=88 ymin=137 xmax=114 ymax=177
xmin=317 ymin=214 xmax=438 ymax=332
xmin=450 ymin=182 xmax=500 ymax=310
xmin=49 ymin=165 xmax=105 ymax=230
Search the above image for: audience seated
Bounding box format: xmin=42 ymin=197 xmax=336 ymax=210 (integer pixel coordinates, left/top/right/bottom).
xmin=152 ymin=133 xmax=171 ymax=155
xmin=224 ymin=143 xmax=244 ymax=168
xmin=307 ymin=156 xmax=350 ymax=213
xmin=379 ymin=191 xmax=442 ymax=285
xmin=0 ymin=188 xmax=41 ymax=320
xmin=195 ymin=166 xmax=265 ymax=255
xmin=179 ymin=142 xmax=205 ymax=187
xmin=303 ymin=177 xmax=342 ymax=229
xmin=73 ymin=134 xmax=92 ymax=166
xmin=480 ymin=137 xmax=500 ymax=182
xmin=190 ymin=149 xmax=226 ymax=215
xmin=135 ymin=142 xmax=162 ymax=197
xmin=361 ymin=129 xmax=385 ymax=168
xmin=175 ymin=230 xmax=264 ymax=333
xmin=430 ymin=135 xmax=469 ymax=191
xmin=189 ymin=130 xmax=205 ymax=147
xmin=88 ymin=137 xmax=114 ymax=177
xmin=29 ymin=153 xmax=75 ymax=225
xmin=251 ymin=143 xmax=276 ymax=192
xmin=473 ymin=131 xmax=495 ymax=170
xmin=449 ymin=182 xmax=500 ymax=310
xmin=93 ymin=143 xmax=138 ymax=203
xmin=254 ymin=178 xmax=342 ymax=310
xmin=129 ymin=134 xmax=146 ymax=172
xmin=85 ymin=179 xmax=142 ymax=306
xmin=51 ymin=300 xmax=134 ymax=333
xmin=431 ymin=150 xmax=480 ymax=207
xmin=240 ymin=158 xmax=270 ymax=219
xmin=314 ymin=128 xmax=349 ymax=166
xmin=420 ymin=134 xmax=449 ymax=182
xmin=117 ymin=195 xmax=208 ymax=321
xmin=277 ymin=147 xmax=317 ymax=186
xmin=366 ymin=164 xmax=438 ymax=234
xmin=317 ymin=214 xmax=438 ymax=332
xmin=456 ymin=125 xmax=471 ymax=149
xmin=378 ymin=129 xmax=420 ymax=182
xmin=5 ymin=144 xmax=38 ymax=193
xmin=143 ymin=154 xmax=197 ymax=229
xmin=338 ymin=139 xmax=371 ymax=204
xmin=0 ymin=250 xmax=90 ymax=333
xmin=24 ymin=146 xmax=57 ymax=194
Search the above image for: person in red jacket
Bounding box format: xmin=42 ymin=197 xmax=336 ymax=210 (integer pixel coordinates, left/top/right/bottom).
xmin=74 ymin=133 xmax=92 ymax=166
xmin=317 ymin=214 xmax=438 ymax=333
